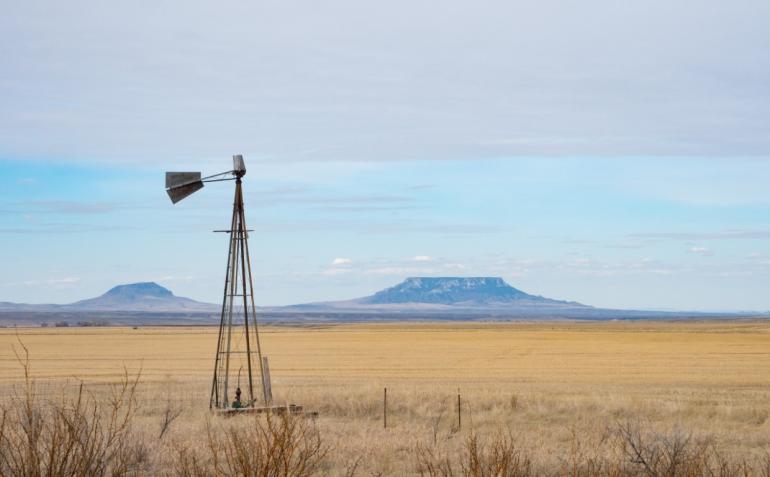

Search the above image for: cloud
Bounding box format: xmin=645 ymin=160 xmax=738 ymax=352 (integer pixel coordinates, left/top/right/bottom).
xmin=317 ymin=205 xmax=417 ymax=213
xmin=253 ymin=187 xmax=419 ymax=213
xmin=323 ymin=256 xmax=466 ymax=277
xmin=365 ymin=266 xmax=437 ymax=276
xmin=442 ymin=263 xmax=466 ymax=270
xmin=570 ymin=258 xmax=592 ymax=266
xmin=321 ymin=268 xmax=352 ymax=276
xmin=405 ymin=184 xmax=435 ymax=191
xmin=0 ymin=223 xmax=136 ymax=234
xmin=5 ymin=200 xmax=132 ymax=215
xmin=326 ymin=255 xmax=695 ymax=280
xmin=30 ymin=201 xmax=122 ymax=214
xmin=264 ymin=191 xmax=414 ymax=207
xmin=2 ymin=277 xmax=80 ymax=287
xmin=308 ymin=195 xmax=413 ymax=205
xmin=487 ymin=257 xmax=686 ymax=278
xmin=322 ymin=258 xmax=355 ymax=276
xmin=254 ymin=219 xmax=503 ymax=235
xmin=689 ymin=246 xmax=714 ymax=256
xmin=630 ymin=230 xmax=770 ymax=241
xmin=155 ymin=275 xmax=197 ymax=282
xmin=3 ymin=1 xmax=769 ymax=165
xmin=603 ymin=240 xmax=647 ymax=249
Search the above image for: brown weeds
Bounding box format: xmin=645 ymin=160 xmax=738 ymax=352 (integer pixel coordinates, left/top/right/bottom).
xmin=415 ymin=431 xmax=532 ymax=477
xmin=414 ymin=421 xmax=770 ymax=477
xmin=172 ymin=413 xmax=327 ymax=477
xmin=0 ymin=341 xmax=146 ymax=477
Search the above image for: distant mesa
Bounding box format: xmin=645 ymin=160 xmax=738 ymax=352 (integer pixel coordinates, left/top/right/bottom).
xmin=72 ymin=282 xmax=165 ymax=305
xmin=2 ymin=277 xmax=733 ymax=322
xmin=93 ymin=282 xmax=173 ymax=301
xmin=70 ymin=282 xmax=217 ymax=312
xmin=0 ymin=282 xmax=218 ymax=313
xmin=287 ymin=276 xmax=589 ymax=313
xmin=358 ymin=277 xmax=580 ymax=306
xmin=0 ymin=277 xmax=581 ymax=315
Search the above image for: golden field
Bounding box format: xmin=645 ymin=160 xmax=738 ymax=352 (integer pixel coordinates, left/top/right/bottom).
xmin=2 ymin=320 xmax=770 ymax=475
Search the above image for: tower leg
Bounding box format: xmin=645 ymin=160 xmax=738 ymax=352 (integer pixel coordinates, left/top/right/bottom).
xmin=237 ymin=184 xmax=256 ymax=404
xmin=240 ymin=197 xmax=268 ymax=404
xmin=210 ymin=187 xmax=238 ymax=409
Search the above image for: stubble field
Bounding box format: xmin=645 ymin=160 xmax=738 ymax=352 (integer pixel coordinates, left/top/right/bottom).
xmin=2 ymin=320 xmax=770 ymax=475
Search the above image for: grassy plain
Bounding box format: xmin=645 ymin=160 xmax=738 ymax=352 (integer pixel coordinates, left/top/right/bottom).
xmin=2 ymin=320 xmax=770 ymax=474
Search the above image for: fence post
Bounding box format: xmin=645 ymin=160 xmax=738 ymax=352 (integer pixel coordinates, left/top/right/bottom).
xmin=384 ymin=387 xmax=388 ymax=429
xmin=261 ymin=356 xmax=273 ymax=405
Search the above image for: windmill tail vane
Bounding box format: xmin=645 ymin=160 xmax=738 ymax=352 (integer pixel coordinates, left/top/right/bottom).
xmin=165 ymin=154 xmax=247 ymax=203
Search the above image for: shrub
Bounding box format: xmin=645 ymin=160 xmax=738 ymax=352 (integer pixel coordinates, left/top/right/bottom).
xmin=0 ymin=343 xmax=146 ymax=477
xmin=172 ymin=413 xmax=327 ymax=477
xmin=415 ymin=432 xmax=532 ymax=477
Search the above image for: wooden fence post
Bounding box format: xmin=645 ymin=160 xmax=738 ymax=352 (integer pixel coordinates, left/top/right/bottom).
xmin=262 ymin=356 xmax=273 ymax=405
xmin=384 ymin=387 xmax=388 ymax=429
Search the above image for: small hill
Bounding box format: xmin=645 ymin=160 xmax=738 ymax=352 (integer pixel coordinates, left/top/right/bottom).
xmin=69 ymin=282 xmax=217 ymax=312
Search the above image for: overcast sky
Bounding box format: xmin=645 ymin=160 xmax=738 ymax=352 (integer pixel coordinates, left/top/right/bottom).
xmin=2 ymin=1 xmax=770 ymax=310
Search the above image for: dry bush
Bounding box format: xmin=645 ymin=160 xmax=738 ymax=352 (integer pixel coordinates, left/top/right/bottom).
xmin=617 ymin=421 xmax=709 ymax=476
xmin=558 ymin=420 xmax=770 ymax=477
xmin=0 ymin=343 xmax=147 ymax=477
xmin=414 ymin=422 xmax=770 ymax=477
xmin=172 ymin=413 xmax=327 ymax=477
xmin=415 ymin=432 xmax=532 ymax=477
xmin=613 ymin=420 xmax=763 ymax=477
xmin=558 ymin=426 xmax=620 ymax=477
xmin=158 ymin=400 xmax=184 ymax=440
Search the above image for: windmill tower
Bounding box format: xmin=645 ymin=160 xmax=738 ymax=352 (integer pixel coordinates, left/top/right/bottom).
xmin=166 ymin=155 xmax=270 ymax=410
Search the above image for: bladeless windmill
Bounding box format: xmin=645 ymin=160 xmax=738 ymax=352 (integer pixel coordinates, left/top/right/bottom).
xmin=166 ymin=155 xmax=272 ymax=410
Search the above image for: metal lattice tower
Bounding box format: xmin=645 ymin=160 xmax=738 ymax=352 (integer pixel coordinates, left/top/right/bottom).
xmin=210 ymin=174 xmax=266 ymax=409
xmin=165 ymin=155 xmax=269 ymax=410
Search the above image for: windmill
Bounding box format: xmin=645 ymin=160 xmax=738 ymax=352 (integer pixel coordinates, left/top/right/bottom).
xmin=166 ymin=155 xmax=271 ymax=410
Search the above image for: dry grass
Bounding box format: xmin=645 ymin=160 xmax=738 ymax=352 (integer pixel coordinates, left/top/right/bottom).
xmin=0 ymin=342 xmax=148 ymax=476
xmin=171 ymin=413 xmax=327 ymax=477
xmin=1 ymin=321 xmax=770 ymax=475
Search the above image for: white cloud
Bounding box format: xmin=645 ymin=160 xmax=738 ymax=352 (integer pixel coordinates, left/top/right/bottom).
xmin=632 ymin=230 xmax=770 ymax=241
xmin=570 ymin=258 xmax=592 ymax=266
xmin=2 ymin=277 xmax=80 ymax=287
xmin=322 ymin=268 xmax=352 ymax=276
xmin=156 ymin=275 xmax=196 ymax=282
xmin=689 ymin=246 xmax=714 ymax=257
xmin=412 ymin=255 xmax=432 ymax=262
xmin=442 ymin=263 xmax=467 ymax=270
xmin=331 ymin=257 xmax=352 ymax=266
xmin=365 ymin=266 xmax=436 ymax=276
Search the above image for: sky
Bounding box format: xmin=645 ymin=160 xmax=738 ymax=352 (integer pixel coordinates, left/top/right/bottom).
xmin=1 ymin=1 xmax=769 ymax=311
